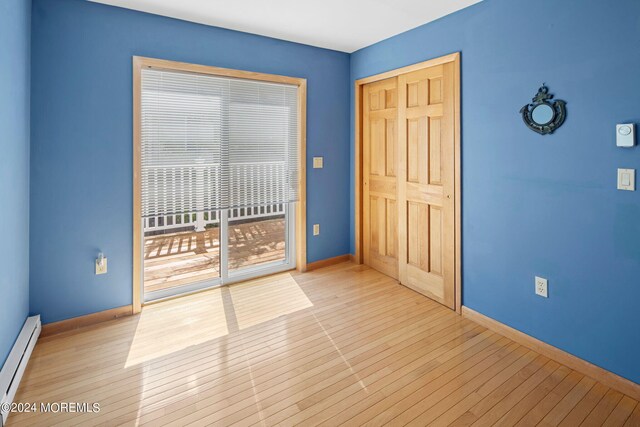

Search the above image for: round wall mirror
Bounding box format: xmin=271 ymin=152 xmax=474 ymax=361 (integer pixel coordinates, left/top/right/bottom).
xmin=520 ymin=85 xmax=567 ymax=135
xmin=531 ymin=104 xmax=554 ymax=125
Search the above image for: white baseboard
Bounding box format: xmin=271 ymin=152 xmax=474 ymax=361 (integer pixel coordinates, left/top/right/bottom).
xmin=0 ymin=315 xmax=41 ymax=425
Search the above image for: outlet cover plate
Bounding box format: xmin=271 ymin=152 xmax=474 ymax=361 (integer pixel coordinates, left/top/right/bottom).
xmin=313 ymin=224 xmax=320 ymax=236
xmin=95 ymin=258 xmax=108 ymax=275
xmin=535 ymin=276 xmax=548 ymax=298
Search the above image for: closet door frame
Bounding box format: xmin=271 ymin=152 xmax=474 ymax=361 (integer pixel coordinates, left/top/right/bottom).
xmin=132 ymin=56 xmax=307 ymax=313
xmin=354 ymin=52 xmax=461 ymax=313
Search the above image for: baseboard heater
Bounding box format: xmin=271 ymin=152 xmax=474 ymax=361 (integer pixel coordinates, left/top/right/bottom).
xmin=0 ymin=315 xmax=41 ymax=426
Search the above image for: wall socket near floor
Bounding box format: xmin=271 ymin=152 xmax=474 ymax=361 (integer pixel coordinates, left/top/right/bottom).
xmin=535 ymin=276 xmax=548 ymax=298
xmin=95 ymin=253 xmax=108 ymax=275
xmin=313 ymin=224 xmax=320 ymax=236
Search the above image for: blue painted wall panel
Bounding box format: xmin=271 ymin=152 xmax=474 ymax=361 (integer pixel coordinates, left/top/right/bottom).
xmin=29 ymin=0 xmax=640 ymax=386
xmin=0 ymin=0 xmax=30 ymax=366
xmin=30 ymin=0 xmax=351 ymax=324
xmin=350 ymin=0 xmax=640 ymax=383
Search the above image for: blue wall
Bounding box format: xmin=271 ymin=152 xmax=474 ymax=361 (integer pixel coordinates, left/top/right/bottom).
xmin=351 ymin=0 xmax=640 ymax=383
xmin=30 ymin=0 xmax=350 ymax=324
xmin=0 ymin=0 xmax=31 ymax=366
xmin=27 ymin=0 xmax=640 ymax=385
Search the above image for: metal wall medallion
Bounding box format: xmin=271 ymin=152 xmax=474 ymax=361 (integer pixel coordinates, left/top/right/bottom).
xmin=520 ymin=85 xmax=566 ymax=135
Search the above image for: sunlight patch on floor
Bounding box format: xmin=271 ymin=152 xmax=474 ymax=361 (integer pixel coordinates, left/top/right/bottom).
xmin=125 ymin=272 xmax=312 ymax=367
xmin=125 ymin=288 xmax=229 ymax=367
xmin=228 ymin=272 xmax=313 ymax=330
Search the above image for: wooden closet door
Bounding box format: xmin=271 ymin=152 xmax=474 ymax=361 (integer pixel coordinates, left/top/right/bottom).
xmin=397 ymin=63 xmax=455 ymax=308
xmin=363 ymin=78 xmax=399 ymax=280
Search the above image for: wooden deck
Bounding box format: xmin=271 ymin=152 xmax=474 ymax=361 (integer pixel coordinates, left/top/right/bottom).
xmin=10 ymin=262 xmax=640 ymax=426
xmin=144 ymin=217 xmax=285 ymax=293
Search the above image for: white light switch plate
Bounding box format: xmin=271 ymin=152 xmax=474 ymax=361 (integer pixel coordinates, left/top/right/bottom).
xmin=617 ymin=168 xmax=635 ymax=191
xmin=313 ymin=224 xmax=320 ymax=236
xmin=535 ymin=276 xmax=548 ymax=298
xmin=313 ymin=157 xmax=323 ymax=169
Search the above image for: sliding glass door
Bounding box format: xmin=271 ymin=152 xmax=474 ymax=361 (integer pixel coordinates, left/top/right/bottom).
xmin=140 ymin=66 xmax=299 ymax=302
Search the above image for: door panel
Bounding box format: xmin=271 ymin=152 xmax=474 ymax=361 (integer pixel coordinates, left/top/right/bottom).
xmin=363 ymin=78 xmax=399 ymax=280
xmin=398 ymin=63 xmax=455 ymax=308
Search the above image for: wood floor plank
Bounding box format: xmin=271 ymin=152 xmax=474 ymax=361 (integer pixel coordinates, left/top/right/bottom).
xmin=472 ymin=363 xmax=568 ymax=426
xmin=82 ymin=293 xmax=444 ymax=426
xmin=339 ymin=337 xmax=515 ymax=427
xmin=384 ymin=341 xmax=523 ymax=426
xmin=602 ymin=396 xmax=638 ymax=427
xmin=559 ymin=382 xmax=609 ymax=426
xmin=107 ymin=305 xmax=451 ymax=426
xmin=515 ymin=370 xmax=584 ymax=426
xmin=6 ymin=262 xmax=639 ymax=427
xmin=267 ymin=328 xmax=495 ymax=427
xmin=311 ymin=328 xmax=499 ymax=427
xmin=140 ymin=304 xmax=455 ymax=426
xmin=446 ymin=354 xmax=551 ymax=426
xmin=624 ymin=402 xmax=640 ymax=427
xmin=229 ymin=319 xmax=477 ymax=425
xmin=18 ymin=285 xmax=429 ymax=425
xmin=404 ymin=347 xmax=536 ymax=426
xmin=17 ymin=290 xmax=401 ymax=406
xmin=538 ymin=375 xmax=596 ymax=426
xmin=22 ymin=272 xmax=395 ymax=386
xmin=582 ymin=388 xmax=626 ymax=426
xmin=431 ymin=352 xmax=548 ymax=426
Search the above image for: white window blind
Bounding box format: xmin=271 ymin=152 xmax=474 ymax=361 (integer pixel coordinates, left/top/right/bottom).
xmin=141 ymin=68 xmax=299 ymax=218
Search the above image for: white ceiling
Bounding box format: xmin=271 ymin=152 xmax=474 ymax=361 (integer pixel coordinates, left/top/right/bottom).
xmin=88 ymin=0 xmax=481 ymax=52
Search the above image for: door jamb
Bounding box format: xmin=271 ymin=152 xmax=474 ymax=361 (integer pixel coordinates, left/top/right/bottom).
xmin=133 ymin=56 xmax=307 ymax=314
xmin=354 ymin=52 xmax=462 ymax=313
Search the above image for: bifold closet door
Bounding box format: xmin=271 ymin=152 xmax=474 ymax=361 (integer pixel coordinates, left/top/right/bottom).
xmin=397 ymin=63 xmax=455 ymax=309
xmin=362 ymin=78 xmax=399 ymax=280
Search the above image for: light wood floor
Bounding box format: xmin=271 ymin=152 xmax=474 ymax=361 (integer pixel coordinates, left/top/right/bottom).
xmin=144 ymin=218 xmax=285 ymax=293
xmin=10 ymin=262 xmax=640 ymax=426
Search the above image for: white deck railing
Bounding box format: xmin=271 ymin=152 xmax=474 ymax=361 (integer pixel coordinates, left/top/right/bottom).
xmin=143 ymin=203 xmax=286 ymax=234
xmin=143 ymin=161 xmax=288 ymax=235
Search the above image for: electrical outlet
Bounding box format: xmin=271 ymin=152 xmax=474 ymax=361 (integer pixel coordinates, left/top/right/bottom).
xmin=313 ymin=224 xmax=320 ymax=236
xmin=535 ymin=276 xmax=548 ymax=298
xmin=313 ymin=157 xmax=324 ymax=169
xmin=95 ymin=254 xmax=108 ymax=275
